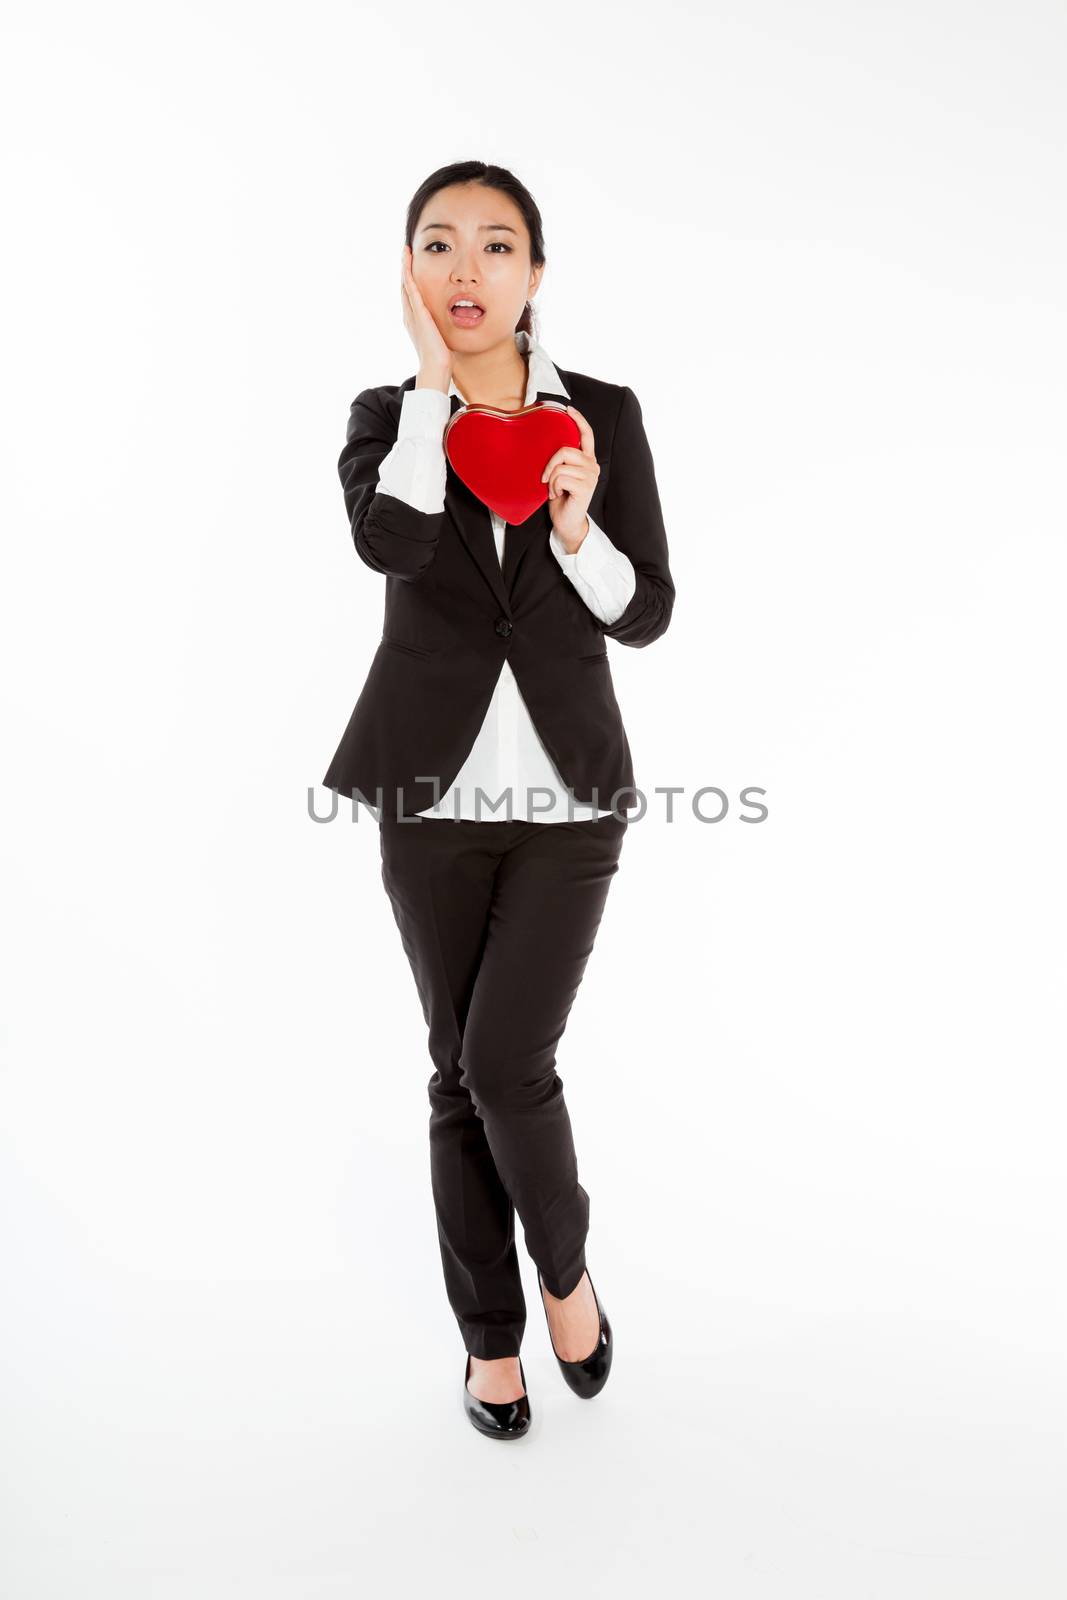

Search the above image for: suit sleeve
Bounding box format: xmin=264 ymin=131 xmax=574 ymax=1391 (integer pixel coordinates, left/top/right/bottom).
xmin=594 ymin=386 xmax=675 ymax=647
xmin=337 ymin=386 xmax=445 ymax=581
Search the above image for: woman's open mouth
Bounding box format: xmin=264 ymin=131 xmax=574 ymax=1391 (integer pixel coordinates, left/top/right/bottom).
xmin=449 ymin=299 xmax=485 ymax=327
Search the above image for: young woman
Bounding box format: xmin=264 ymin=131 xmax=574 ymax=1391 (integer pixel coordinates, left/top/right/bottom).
xmin=323 ymin=161 xmax=675 ymax=1440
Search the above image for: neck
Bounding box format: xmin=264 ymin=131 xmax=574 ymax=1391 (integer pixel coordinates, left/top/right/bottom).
xmin=453 ymin=334 xmax=529 ymax=411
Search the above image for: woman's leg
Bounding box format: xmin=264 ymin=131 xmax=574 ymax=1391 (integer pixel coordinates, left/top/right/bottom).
xmin=378 ymin=811 xmax=627 ymax=1360
xmin=378 ymin=814 xmax=527 ymax=1359
xmin=458 ymin=815 xmax=627 ymax=1303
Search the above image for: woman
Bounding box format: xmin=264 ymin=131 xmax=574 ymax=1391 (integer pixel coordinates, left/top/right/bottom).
xmin=323 ymin=161 xmax=675 ymax=1439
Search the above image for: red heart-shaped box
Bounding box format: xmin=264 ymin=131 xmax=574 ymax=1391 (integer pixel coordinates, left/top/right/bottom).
xmin=444 ymin=401 xmax=581 ymax=524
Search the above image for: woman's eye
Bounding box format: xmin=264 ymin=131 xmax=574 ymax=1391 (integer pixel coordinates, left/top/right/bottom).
xmin=423 ymin=241 xmax=512 ymax=254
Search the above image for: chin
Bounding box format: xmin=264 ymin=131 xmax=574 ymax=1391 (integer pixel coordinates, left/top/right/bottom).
xmin=447 ymin=325 xmax=494 ymax=342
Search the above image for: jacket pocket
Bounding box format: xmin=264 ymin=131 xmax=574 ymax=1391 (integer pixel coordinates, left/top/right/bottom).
xmin=576 ymin=649 xmax=609 ymax=663
xmin=381 ymin=635 xmax=438 ymax=659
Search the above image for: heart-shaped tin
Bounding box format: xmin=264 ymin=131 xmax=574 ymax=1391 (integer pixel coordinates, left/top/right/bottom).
xmin=444 ymin=400 xmax=581 ymax=523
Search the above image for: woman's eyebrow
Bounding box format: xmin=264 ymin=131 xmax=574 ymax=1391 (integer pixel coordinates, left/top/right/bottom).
xmin=418 ymin=222 xmax=519 ymax=235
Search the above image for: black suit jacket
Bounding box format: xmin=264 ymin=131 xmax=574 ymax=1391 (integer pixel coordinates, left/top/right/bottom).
xmin=322 ymin=364 xmax=675 ymax=818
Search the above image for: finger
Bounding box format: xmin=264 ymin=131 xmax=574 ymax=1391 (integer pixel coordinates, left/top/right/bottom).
xmin=565 ymin=404 xmax=596 ymax=457
xmin=540 ymin=447 xmax=585 ymax=482
xmin=401 ymin=254 xmax=424 ymax=302
xmin=548 ymin=469 xmax=590 ymax=500
xmin=547 ymin=461 xmax=597 ymax=492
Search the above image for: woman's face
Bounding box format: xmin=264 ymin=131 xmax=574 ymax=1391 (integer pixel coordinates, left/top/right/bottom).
xmin=411 ymin=183 xmax=543 ymax=350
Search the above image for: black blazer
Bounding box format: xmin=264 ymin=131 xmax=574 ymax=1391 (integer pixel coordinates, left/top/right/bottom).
xmin=322 ymin=365 xmax=675 ymax=818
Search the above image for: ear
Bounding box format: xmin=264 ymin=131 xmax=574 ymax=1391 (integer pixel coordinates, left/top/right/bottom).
xmin=528 ymin=261 xmax=546 ymax=300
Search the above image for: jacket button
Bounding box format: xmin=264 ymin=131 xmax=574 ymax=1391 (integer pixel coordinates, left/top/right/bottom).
xmin=495 ymin=618 xmax=513 ymax=637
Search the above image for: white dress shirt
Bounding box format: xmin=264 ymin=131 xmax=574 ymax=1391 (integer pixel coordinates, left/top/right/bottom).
xmin=372 ymin=329 xmax=637 ymax=822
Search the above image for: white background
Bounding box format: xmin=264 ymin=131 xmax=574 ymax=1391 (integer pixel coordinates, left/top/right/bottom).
xmin=2 ymin=2 xmax=1065 ymax=1595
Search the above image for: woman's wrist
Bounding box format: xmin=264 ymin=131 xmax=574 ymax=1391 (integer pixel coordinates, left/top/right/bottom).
xmin=416 ymin=367 xmax=451 ymax=393
xmin=553 ymin=517 xmax=590 ymax=557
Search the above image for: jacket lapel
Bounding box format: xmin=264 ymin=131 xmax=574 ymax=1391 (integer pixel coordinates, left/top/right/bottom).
xmin=445 ymin=392 xmax=512 ymax=615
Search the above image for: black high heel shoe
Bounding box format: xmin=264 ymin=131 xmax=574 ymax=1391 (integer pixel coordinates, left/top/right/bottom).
xmin=537 ymin=1267 xmax=613 ymax=1399
xmin=462 ymin=1354 xmax=531 ymax=1440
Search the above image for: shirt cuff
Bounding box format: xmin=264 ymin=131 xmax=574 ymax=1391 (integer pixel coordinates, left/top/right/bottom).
xmin=397 ymin=385 xmax=451 ymax=441
xmin=375 ymin=388 xmax=451 ymax=513
xmin=549 ymin=514 xmax=637 ymax=626
xmin=549 ymin=515 xmax=630 ymax=583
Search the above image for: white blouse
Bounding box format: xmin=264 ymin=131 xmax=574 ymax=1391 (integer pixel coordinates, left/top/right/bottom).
xmin=372 ymin=329 xmax=637 ymax=822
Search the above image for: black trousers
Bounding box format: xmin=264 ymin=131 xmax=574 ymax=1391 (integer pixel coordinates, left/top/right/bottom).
xmin=378 ymin=810 xmax=628 ymax=1358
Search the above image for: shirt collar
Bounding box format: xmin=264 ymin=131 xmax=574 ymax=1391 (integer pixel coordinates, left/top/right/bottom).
xmin=449 ymin=328 xmax=569 ymax=406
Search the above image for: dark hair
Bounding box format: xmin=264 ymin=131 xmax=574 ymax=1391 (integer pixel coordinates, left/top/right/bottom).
xmin=404 ymin=161 xmax=546 ymax=337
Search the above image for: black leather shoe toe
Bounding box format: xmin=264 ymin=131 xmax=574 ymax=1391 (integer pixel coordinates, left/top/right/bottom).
xmin=462 ymin=1355 xmax=531 ymax=1440
xmin=538 ymin=1267 xmax=613 ymax=1399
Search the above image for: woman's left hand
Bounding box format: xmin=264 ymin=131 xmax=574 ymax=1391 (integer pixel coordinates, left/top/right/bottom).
xmin=541 ymin=405 xmax=600 ymax=553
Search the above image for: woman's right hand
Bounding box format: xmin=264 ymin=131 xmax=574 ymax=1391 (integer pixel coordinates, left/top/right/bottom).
xmin=401 ymin=245 xmax=453 ymax=391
